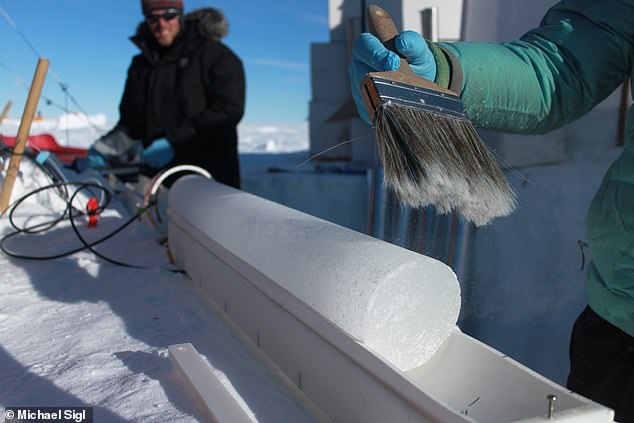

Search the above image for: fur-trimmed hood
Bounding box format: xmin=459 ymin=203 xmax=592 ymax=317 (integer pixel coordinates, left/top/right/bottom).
xmin=132 ymin=7 xmax=228 ymax=46
xmin=185 ymin=7 xmax=228 ymax=41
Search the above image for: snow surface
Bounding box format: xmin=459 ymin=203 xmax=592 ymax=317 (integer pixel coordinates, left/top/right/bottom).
xmin=0 ymin=116 xmax=324 ymax=421
xmin=0 ymin=114 xmax=309 ymax=154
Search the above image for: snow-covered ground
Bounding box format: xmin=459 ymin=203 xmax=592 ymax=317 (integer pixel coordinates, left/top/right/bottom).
xmin=0 ymin=113 xmax=309 ymax=154
xmin=0 ymin=118 xmax=322 ymax=422
xmin=238 ymin=123 xmax=308 ymax=154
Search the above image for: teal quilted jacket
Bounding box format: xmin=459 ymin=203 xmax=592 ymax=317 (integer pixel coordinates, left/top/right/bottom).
xmin=440 ymin=0 xmax=634 ymax=336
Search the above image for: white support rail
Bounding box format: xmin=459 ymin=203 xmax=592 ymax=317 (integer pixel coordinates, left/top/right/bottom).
xmin=169 ymin=343 xmax=256 ymax=423
xmin=167 ymin=177 xmax=614 ymax=423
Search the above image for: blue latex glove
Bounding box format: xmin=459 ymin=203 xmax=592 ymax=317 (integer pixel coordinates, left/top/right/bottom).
xmin=141 ymin=138 xmax=175 ymax=169
xmin=348 ymin=31 xmax=437 ymax=123
xmin=85 ymin=146 xmax=107 ymax=168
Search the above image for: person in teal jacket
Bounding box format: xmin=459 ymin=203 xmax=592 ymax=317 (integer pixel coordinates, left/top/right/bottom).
xmin=349 ymin=1 xmax=634 ymax=421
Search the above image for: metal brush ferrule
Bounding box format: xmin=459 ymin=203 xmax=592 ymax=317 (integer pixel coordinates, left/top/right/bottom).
xmin=362 ymin=74 xmax=469 ymax=121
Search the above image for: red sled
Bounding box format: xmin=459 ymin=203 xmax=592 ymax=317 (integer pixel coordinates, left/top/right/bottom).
xmin=0 ymin=133 xmax=88 ymax=163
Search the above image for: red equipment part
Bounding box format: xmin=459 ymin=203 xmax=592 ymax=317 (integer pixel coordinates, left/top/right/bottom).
xmin=0 ymin=133 xmax=88 ymax=163
xmin=86 ymin=197 xmax=99 ymax=228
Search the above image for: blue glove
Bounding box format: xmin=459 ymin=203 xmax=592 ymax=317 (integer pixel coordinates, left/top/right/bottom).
xmin=85 ymin=146 xmax=107 ymax=168
xmin=348 ymin=31 xmax=437 ymax=123
xmin=141 ymin=138 xmax=174 ymax=169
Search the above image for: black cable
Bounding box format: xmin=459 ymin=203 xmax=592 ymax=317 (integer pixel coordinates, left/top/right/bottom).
xmin=0 ymin=180 xmax=153 ymax=269
xmin=7 ymin=181 xmax=110 ymax=233
xmin=0 ymin=144 xmax=183 ymax=271
xmin=67 ymin=184 xmax=149 ymax=268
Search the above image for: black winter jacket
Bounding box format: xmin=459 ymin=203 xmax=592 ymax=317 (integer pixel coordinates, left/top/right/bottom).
xmin=117 ymin=9 xmax=245 ymax=188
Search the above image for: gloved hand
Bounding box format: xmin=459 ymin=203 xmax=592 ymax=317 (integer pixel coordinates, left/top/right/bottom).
xmin=141 ymin=138 xmax=174 ymax=169
xmin=348 ymin=31 xmax=437 ymax=123
xmin=85 ymin=146 xmax=107 ymax=168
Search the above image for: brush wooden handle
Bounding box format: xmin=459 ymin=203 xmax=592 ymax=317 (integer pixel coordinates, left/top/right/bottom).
xmin=367 ymin=5 xmax=399 ymax=46
xmin=366 ymin=4 xmax=456 ymax=95
xmin=367 ymin=5 xmax=419 ymax=78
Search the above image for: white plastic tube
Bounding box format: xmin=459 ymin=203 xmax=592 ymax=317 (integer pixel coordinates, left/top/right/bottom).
xmin=168 ymin=177 xmax=460 ymax=371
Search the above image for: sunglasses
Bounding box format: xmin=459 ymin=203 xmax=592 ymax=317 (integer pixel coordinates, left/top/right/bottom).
xmin=145 ymin=9 xmax=181 ymax=25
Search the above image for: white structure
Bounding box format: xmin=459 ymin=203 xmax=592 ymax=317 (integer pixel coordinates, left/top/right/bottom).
xmin=167 ymin=176 xmax=614 ymax=422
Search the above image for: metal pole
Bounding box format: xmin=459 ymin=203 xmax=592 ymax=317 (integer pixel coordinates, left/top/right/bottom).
xmin=421 ymin=7 xmax=439 ymax=41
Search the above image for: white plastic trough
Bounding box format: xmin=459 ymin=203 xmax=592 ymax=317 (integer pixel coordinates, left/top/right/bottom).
xmin=167 ymin=177 xmax=614 ymax=423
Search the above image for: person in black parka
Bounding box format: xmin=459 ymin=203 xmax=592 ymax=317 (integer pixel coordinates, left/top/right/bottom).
xmin=89 ymin=0 xmax=245 ymax=188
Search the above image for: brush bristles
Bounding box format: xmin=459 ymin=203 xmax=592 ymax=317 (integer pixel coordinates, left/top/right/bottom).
xmin=375 ymin=103 xmax=517 ymax=226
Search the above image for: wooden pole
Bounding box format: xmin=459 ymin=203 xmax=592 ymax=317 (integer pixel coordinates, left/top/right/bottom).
xmin=0 ymin=58 xmax=49 ymax=213
xmin=0 ymin=100 xmax=12 ymax=124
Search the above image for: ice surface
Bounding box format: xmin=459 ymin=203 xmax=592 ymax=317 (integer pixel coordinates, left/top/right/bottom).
xmin=168 ymin=177 xmax=461 ymax=371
